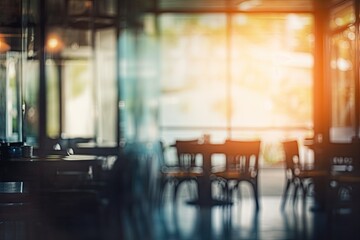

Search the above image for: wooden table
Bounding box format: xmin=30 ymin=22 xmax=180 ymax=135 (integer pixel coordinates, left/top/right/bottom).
xmin=0 ymin=155 xmax=106 ymax=190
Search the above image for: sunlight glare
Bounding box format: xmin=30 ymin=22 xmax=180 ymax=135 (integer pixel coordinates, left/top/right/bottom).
xmin=286 ymin=14 xmax=304 ymax=30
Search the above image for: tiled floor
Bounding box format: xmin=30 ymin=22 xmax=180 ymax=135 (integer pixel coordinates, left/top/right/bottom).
xmin=1 ymin=168 xmax=360 ymax=240
xmin=116 ymin=168 xmax=359 ymax=240
xmin=121 ymin=189 xmax=326 ymax=240
xmin=153 ymin=197 xmax=323 ymax=240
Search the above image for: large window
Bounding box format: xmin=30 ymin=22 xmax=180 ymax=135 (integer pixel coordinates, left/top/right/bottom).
xmin=329 ymin=1 xmax=356 ymax=142
xmin=158 ymin=13 xmax=314 ymax=166
xmin=231 ymin=14 xmax=313 ymax=129
xmin=24 ymin=2 xmax=119 ymax=147
xmin=159 ymin=14 xmax=227 ymax=128
xmin=36 ymin=28 xmax=118 ymax=142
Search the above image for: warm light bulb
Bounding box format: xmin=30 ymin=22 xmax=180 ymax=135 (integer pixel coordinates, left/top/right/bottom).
xmin=48 ymin=38 xmax=59 ymax=49
xmin=46 ymin=34 xmax=64 ymax=53
xmin=84 ymin=1 xmax=92 ymax=9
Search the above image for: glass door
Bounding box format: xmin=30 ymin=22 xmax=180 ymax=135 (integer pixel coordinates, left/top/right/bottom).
xmin=23 ymin=0 xmax=119 ymax=150
xmin=0 ymin=0 xmax=30 ymax=143
xmin=158 ymin=13 xmax=314 ymax=166
xmin=328 ymin=1 xmax=356 ymax=142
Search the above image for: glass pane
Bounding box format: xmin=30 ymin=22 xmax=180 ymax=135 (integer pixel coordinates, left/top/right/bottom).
xmin=37 ymin=0 xmax=120 ymax=146
xmin=44 ymin=26 xmax=119 ymax=141
xmin=45 ymin=60 xmax=60 ymax=138
xmin=231 ymin=14 xmax=314 ymax=129
xmin=0 ymin=53 xmax=23 ymax=142
xmin=329 ymin=1 xmax=354 ymax=31
xmin=119 ymin=30 xmax=137 ymax=141
xmin=23 ymin=0 xmax=39 ymax=145
xmin=159 ymin=14 xmax=227 ymax=128
xmin=45 ymin=25 xmax=95 ymax=139
xmin=0 ymin=0 xmax=28 ymax=143
xmin=97 ymin=28 xmax=117 ymax=143
xmin=158 ymin=13 xmax=314 ymax=166
xmin=24 ymin=61 xmax=39 ymax=144
xmin=329 ymin=27 xmax=356 ymax=142
xmin=120 ymin=15 xmax=160 ymax=142
xmin=63 ymin=60 xmax=94 ymax=138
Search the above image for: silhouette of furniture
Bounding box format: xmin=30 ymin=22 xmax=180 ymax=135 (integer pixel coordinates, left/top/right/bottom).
xmin=213 ymin=140 xmax=261 ymax=210
xmin=281 ymin=140 xmax=327 ymax=210
xmin=326 ymin=143 xmax=360 ymax=216
xmin=0 ymin=160 xmax=40 ymax=240
xmin=159 ymin=139 xmax=201 ymax=203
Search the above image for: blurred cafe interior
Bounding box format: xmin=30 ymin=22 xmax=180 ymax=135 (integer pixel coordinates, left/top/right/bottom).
xmin=1 ymin=0 xmax=360 ymax=239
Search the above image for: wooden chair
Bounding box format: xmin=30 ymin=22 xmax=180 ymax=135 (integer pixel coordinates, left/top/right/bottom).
xmin=213 ymin=140 xmax=261 ymax=210
xmin=281 ymin=140 xmax=327 ymax=210
xmin=159 ymin=139 xmax=202 ymax=203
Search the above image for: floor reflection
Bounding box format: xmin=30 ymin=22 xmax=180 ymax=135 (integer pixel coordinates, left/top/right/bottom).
xmin=77 ymin=173 xmax=360 ymax=240
xmin=1 ymin=191 xmax=356 ymax=240
xmin=153 ymin=195 xmax=324 ymax=240
xmin=3 ymin=166 xmax=360 ymax=240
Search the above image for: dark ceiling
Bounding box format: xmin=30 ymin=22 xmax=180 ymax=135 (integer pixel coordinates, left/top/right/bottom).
xmin=155 ymin=0 xmax=315 ymax=12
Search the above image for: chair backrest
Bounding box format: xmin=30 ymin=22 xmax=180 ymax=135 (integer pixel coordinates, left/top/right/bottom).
xmin=224 ymin=140 xmax=261 ymax=174
xmin=282 ymin=140 xmax=301 ymax=175
xmin=175 ymin=139 xmax=200 ymax=169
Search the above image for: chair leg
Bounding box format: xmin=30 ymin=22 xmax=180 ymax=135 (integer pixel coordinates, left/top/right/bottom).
xmin=227 ymin=182 xmax=233 ymax=202
xmin=300 ymin=180 xmax=307 ymax=208
xmin=235 ymin=182 xmax=242 ymax=200
xmin=189 ymin=179 xmax=198 ymax=199
xmin=222 ymin=181 xmax=229 ymax=201
xmin=159 ymin=177 xmax=172 ymax=206
xmin=251 ymin=181 xmax=260 ymax=211
xmin=216 ymin=180 xmax=225 ymax=200
xmin=220 ymin=180 xmax=229 ymax=201
xmin=281 ymin=180 xmax=291 ymax=210
xmin=173 ymin=180 xmax=181 ymax=204
xmin=158 ymin=178 xmax=166 ymax=205
xmin=293 ymin=182 xmax=299 ymax=207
